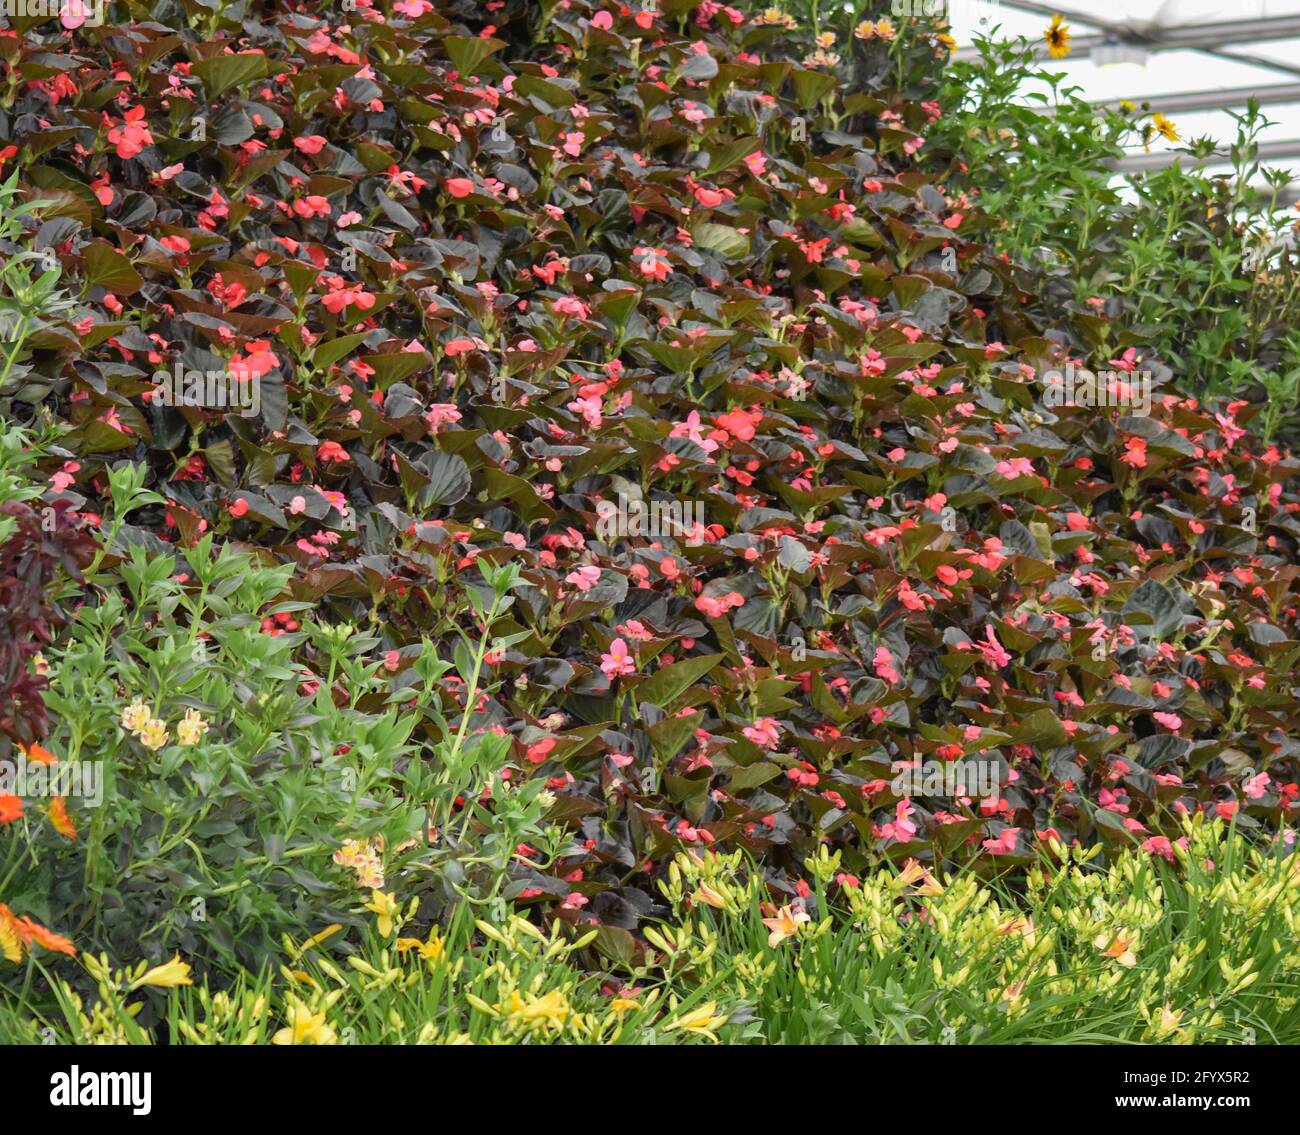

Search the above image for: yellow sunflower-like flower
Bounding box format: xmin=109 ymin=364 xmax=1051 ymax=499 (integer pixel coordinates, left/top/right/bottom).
xmin=1152 ymin=113 xmax=1180 ymax=142
xmin=1044 ymin=13 xmax=1071 ymax=58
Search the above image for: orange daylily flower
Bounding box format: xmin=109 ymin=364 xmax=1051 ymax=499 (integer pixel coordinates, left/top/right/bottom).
xmin=761 ymin=904 xmax=810 ymax=947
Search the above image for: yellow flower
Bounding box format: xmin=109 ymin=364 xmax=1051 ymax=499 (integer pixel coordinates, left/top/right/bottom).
xmin=176 ymin=708 xmax=209 ymax=747
xmin=761 ymin=904 xmax=810 ymax=947
xmin=874 ymin=17 xmax=895 ymax=41
xmin=1094 ymin=930 xmax=1138 ymax=967
xmin=121 ymin=697 xmax=152 ymax=734
xmin=854 ymin=19 xmax=875 ymax=40
xmin=1152 ymin=113 xmax=1179 ymax=142
xmin=936 ymin=33 xmax=956 ymax=54
xmin=898 ymin=858 xmax=943 ymax=896
xmin=395 ymin=928 xmax=444 ymax=963
xmin=609 ymin=997 xmax=640 ymax=1016
xmin=133 ymin=953 xmax=193 ymax=990
xmin=363 ymin=890 xmax=400 ymax=937
xmin=1155 ymin=1003 xmax=1184 ymax=1034
xmin=759 ymin=7 xmax=796 ymax=28
xmin=692 ymin=883 xmax=727 ymax=910
xmin=273 ymin=997 xmax=337 ymax=1045
xmin=815 ymin=31 xmax=835 ymax=49
xmin=503 ymin=988 xmax=570 ymax=1031
xmin=1044 ymin=13 xmax=1071 ymax=58
xmin=664 ymin=1000 xmax=727 ymax=1043
xmin=138 ymin=718 xmax=170 ymax=751
xmin=1119 ymin=99 xmax=1136 ymax=113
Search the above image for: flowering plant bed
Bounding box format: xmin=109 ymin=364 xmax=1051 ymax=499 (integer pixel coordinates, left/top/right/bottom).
xmin=0 ymin=2 xmax=1297 ymax=1048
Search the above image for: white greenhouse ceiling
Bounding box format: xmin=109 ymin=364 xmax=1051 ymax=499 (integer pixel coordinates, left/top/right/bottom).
xmin=948 ymin=0 xmax=1300 ymax=196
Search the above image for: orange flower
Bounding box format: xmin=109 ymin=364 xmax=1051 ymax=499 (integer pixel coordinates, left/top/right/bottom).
xmin=0 ymin=904 xmax=76 ymax=961
xmin=0 ymin=906 xmax=22 ymax=962
xmin=21 ymin=917 xmax=76 ymax=957
xmin=761 ymin=904 xmax=810 ymax=947
xmin=49 ymin=797 xmax=78 ymax=840
xmin=0 ymin=793 xmax=22 ymax=825
xmin=19 ymin=741 xmax=57 ymax=765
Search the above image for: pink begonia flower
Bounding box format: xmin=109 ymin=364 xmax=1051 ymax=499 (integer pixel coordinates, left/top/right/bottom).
xmin=873 ymin=646 xmax=900 ymax=685
xmin=975 ymin=625 xmax=1012 ymax=669
xmin=600 ymin=638 xmax=636 ymax=678
xmin=742 ymin=718 xmax=780 ymax=749
xmin=1243 ymin=772 xmax=1271 ymax=799
xmin=694 ymin=591 xmax=745 ymax=618
xmin=565 ymin=564 xmax=601 ymax=592
xmin=879 ymin=799 xmax=917 ymax=843
xmin=1152 ymin=711 xmax=1183 ymax=731
xmin=1141 ymin=836 xmax=1176 ymax=862
xmin=982 ymin=827 xmax=1021 ymax=856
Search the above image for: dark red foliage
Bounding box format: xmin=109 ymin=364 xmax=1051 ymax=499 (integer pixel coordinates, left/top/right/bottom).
xmin=0 ymin=499 xmax=94 ymax=747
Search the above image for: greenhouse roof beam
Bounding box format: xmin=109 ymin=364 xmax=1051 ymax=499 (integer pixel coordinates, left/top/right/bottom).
xmin=1093 ymin=82 xmax=1300 ymax=116
xmin=957 ymin=4 xmax=1300 ymax=66
xmin=1109 ymin=137 xmax=1300 ymax=174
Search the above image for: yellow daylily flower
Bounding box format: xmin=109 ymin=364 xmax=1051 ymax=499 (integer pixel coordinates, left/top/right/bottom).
xmin=364 ymin=890 xmax=400 ymax=937
xmin=665 ymin=1000 xmax=727 ymax=1043
xmin=133 ymin=954 xmax=193 ymax=990
xmin=502 ymin=988 xmax=570 ymax=1030
xmin=273 ymin=997 xmax=337 ymax=1045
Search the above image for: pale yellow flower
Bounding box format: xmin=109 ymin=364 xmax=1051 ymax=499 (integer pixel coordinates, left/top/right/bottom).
xmin=355 ymin=856 xmax=385 ymax=890
xmin=854 ymin=19 xmax=875 ymax=40
xmin=138 ymin=717 xmax=169 ymax=751
xmin=1155 ymin=1004 xmax=1184 ymax=1034
xmin=693 ymin=883 xmax=727 ymax=910
xmin=898 ymin=858 xmax=944 ymax=896
xmin=874 ymin=17 xmax=896 ymax=41
xmin=176 ymin=708 xmax=209 ymax=747
xmin=332 ymin=838 xmax=366 ymax=869
xmin=121 ymin=697 xmax=152 ymax=733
